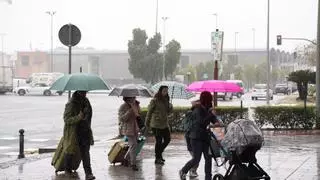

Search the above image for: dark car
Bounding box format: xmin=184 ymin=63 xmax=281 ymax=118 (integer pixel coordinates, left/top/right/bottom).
xmin=274 ymin=84 xmax=291 ymax=95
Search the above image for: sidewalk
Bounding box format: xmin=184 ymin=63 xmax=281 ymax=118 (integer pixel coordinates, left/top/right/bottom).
xmin=0 ymin=132 xmax=320 ymax=180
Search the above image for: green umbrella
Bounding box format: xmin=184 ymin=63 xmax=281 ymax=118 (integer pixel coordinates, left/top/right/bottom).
xmin=50 ymin=73 xmax=110 ymax=91
xmin=151 ymin=81 xmax=195 ymax=100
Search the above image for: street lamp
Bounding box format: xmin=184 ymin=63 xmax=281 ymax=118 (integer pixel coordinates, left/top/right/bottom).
xmin=266 ymin=0 xmax=271 ymax=105
xmin=155 ymin=0 xmax=159 ymax=34
xmin=0 ymin=33 xmax=6 ymax=89
xmin=46 ymin=11 xmax=56 ymax=72
xmin=235 ymin=32 xmax=239 ymax=64
xmin=316 ymin=0 xmax=320 ymax=119
xmin=252 ymin=28 xmax=256 ymax=49
xmin=162 ymin=16 xmax=169 ymax=81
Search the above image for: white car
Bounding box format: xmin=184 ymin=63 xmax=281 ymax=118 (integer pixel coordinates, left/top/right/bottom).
xmin=251 ymin=84 xmax=273 ymax=100
xmin=217 ymin=92 xmax=233 ymax=101
xmin=14 ymin=83 xmax=62 ymax=96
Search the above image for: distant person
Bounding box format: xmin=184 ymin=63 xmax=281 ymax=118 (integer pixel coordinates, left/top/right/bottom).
xmin=179 ymin=91 xmax=218 ymax=180
xmin=145 ymin=85 xmax=173 ymax=165
xmin=118 ymin=96 xmax=141 ymax=171
xmin=63 ymin=91 xmax=95 ymax=180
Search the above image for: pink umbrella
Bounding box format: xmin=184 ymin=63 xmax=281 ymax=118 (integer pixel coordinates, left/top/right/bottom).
xmin=186 ymin=80 xmax=242 ymax=93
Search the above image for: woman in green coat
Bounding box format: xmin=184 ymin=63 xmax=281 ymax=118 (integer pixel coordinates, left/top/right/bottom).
xmin=145 ymin=85 xmax=173 ymax=165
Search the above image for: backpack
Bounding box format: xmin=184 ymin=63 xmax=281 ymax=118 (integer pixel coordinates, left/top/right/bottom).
xmin=182 ymin=110 xmax=195 ymax=132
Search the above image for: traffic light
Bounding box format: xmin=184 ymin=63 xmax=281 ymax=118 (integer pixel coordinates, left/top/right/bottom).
xmin=277 ymin=35 xmax=282 ymax=45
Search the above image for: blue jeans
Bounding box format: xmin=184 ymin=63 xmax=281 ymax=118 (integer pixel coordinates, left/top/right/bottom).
xmin=181 ymin=139 xmax=212 ymax=180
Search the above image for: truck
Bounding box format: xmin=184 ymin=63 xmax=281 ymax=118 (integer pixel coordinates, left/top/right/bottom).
xmin=0 ymin=53 xmax=13 ymax=94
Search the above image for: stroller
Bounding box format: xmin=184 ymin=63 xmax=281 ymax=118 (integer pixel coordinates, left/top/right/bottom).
xmin=209 ymin=119 xmax=270 ymax=180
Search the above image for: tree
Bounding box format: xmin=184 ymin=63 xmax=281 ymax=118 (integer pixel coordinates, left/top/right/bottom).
xmin=128 ymin=29 xmax=162 ymax=84
xmin=295 ymin=42 xmax=316 ymax=66
xmin=164 ymin=40 xmax=181 ymax=80
xmin=128 ymin=28 xmax=148 ymax=78
xmin=195 ymin=61 xmax=214 ymax=80
xmin=288 ymin=70 xmax=315 ymax=100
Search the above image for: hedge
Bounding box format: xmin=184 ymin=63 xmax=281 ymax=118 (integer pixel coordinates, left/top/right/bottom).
xmin=254 ymin=106 xmax=317 ymax=129
xmin=140 ymin=106 xmax=248 ymax=132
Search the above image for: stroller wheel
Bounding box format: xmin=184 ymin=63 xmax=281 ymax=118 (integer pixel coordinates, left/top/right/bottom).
xmin=213 ymin=174 xmax=224 ymax=180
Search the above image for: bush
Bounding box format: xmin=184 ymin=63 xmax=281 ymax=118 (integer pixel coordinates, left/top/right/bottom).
xmin=254 ymin=106 xmax=316 ymax=129
xmin=141 ymin=106 xmax=248 ymax=132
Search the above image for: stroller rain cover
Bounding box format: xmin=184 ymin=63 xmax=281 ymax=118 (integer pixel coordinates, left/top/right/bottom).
xmin=221 ymin=119 xmax=264 ymax=155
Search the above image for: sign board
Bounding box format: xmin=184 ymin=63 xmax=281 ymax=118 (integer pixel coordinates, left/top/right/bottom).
xmin=59 ymin=24 xmax=81 ymax=47
xmin=211 ymin=31 xmax=224 ymax=61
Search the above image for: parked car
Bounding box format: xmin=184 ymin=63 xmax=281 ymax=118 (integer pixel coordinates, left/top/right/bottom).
xmin=14 ymin=83 xmax=62 ymax=96
xmin=226 ymin=80 xmax=245 ymax=98
xmin=217 ymin=92 xmax=233 ymax=101
xmin=274 ymin=84 xmax=291 ymax=95
xmin=251 ymin=84 xmax=273 ymax=100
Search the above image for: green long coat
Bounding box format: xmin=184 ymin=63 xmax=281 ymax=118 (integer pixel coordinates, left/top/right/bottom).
xmin=63 ymin=98 xmax=82 ymax=154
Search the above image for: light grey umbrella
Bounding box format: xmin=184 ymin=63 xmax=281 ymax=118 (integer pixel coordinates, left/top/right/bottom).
xmin=109 ymin=84 xmax=153 ymax=97
xmin=151 ymin=81 xmax=195 ymax=100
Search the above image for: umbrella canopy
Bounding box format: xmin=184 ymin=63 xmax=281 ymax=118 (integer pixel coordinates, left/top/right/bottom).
xmin=187 ymin=80 xmax=242 ymax=93
xmin=50 ymin=73 xmax=110 ymax=91
xmin=151 ymin=81 xmax=195 ymax=99
xmin=109 ymin=84 xmax=153 ymax=97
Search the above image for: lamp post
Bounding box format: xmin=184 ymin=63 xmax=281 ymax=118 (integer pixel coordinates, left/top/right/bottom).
xmin=162 ymin=17 xmax=169 ymax=81
xmin=155 ymin=0 xmax=159 ymax=34
xmin=235 ymin=32 xmax=239 ymax=64
xmin=46 ymin=11 xmax=56 ymax=72
xmin=265 ymin=0 xmax=271 ymax=105
xmin=316 ymin=0 xmax=320 ymax=120
xmin=252 ymin=28 xmax=256 ymax=49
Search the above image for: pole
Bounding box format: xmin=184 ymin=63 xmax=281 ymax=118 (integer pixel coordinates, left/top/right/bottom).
xmin=68 ymin=24 xmax=72 ymax=100
xmin=162 ymin=17 xmax=168 ymax=81
xmin=266 ymin=0 xmax=271 ymax=105
xmin=213 ymin=13 xmax=218 ymax=30
xmin=155 ymin=0 xmax=159 ymax=34
xmin=316 ymin=0 xmax=320 ymax=125
xmin=213 ymin=60 xmax=218 ymax=107
xmin=46 ymin=11 xmax=56 ymax=72
xmin=252 ymin=28 xmax=256 ymax=49
xmin=18 ymin=129 xmax=25 ymax=159
xmin=235 ymin=32 xmax=239 ymax=64
xmin=0 ymin=34 xmax=4 ymax=88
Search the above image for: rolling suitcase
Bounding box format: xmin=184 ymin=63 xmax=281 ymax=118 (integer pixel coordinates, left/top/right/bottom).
xmin=51 ymin=137 xmax=81 ymax=173
xmin=108 ymin=141 xmax=129 ymax=164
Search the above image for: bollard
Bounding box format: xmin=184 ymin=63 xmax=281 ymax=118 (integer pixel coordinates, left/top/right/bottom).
xmin=18 ymin=129 xmax=25 ymax=159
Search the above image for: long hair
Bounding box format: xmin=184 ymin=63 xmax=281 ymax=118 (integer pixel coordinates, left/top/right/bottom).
xmin=154 ymin=85 xmax=170 ymax=102
xmin=200 ymin=91 xmax=213 ymax=108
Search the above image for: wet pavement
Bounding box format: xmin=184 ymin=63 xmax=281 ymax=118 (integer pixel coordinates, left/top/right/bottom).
xmin=0 ymin=132 xmax=320 ymax=180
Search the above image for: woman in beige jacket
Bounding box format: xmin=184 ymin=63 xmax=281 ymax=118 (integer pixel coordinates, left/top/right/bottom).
xmin=118 ymin=96 xmax=140 ymax=171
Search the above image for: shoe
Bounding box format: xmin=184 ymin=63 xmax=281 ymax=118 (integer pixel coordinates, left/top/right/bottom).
xmin=131 ymin=165 xmax=139 ymax=171
xmin=64 ymin=171 xmax=77 ymax=178
xmin=179 ymin=170 xmax=187 ymax=180
xmin=155 ymin=159 xmax=165 ymax=165
xmin=122 ymin=159 xmax=129 ymax=167
xmin=85 ymin=174 xmax=96 ymax=180
xmin=160 ymin=155 xmax=165 ymax=162
xmin=189 ymin=169 xmax=199 ymax=177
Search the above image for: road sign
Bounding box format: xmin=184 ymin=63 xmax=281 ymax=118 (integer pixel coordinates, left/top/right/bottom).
xmin=58 ymin=24 xmax=81 ymax=47
xmin=211 ymin=31 xmax=224 ymax=61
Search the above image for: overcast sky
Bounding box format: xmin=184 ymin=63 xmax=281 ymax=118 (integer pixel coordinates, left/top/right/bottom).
xmin=0 ymin=0 xmax=317 ymax=53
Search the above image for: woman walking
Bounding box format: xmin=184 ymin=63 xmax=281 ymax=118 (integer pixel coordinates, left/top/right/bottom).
xmin=145 ymin=85 xmax=173 ymax=165
xmin=118 ymin=96 xmax=141 ymax=171
xmin=179 ymin=91 xmax=218 ymax=180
